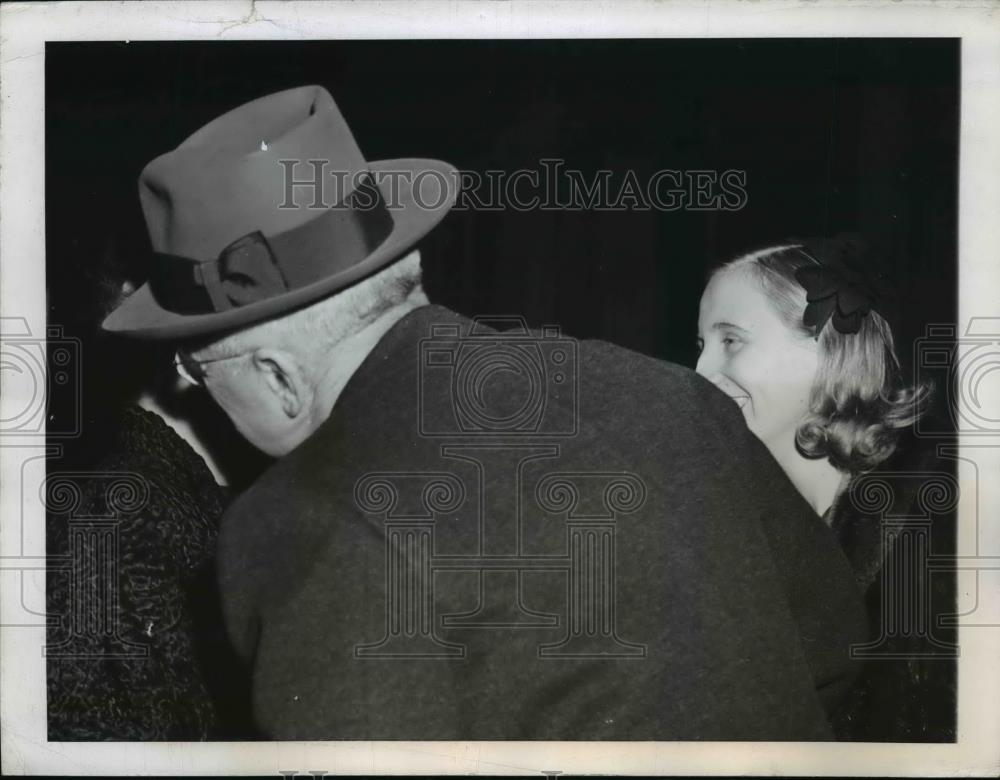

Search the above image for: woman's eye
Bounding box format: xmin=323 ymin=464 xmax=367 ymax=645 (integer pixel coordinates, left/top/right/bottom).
xmin=722 ymin=334 xmax=743 ymax=351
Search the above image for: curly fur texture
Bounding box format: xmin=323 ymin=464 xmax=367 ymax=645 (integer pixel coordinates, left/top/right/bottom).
xmin=46 ymin=406 xmax=248 ymax=740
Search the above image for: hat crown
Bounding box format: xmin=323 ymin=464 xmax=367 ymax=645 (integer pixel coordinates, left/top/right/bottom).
xmin=139 ymin=85 xmax=367 ymax=261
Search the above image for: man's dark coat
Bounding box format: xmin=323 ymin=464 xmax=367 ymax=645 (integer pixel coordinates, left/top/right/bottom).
xmin=218 ymin=305 xmax=867 ymax=740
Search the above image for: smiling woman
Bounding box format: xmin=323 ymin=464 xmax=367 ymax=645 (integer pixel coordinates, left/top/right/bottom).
xmin=696 ymin=246 xmax=825 ymax=503
xmin=695 ymin=236 xmax=952 ymax=741
xmin=696 ymin=238 xmax=931 ymax=516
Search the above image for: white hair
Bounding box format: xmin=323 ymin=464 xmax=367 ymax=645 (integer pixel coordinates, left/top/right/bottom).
xmin=192 ymin=249 xmax=423 ymax=369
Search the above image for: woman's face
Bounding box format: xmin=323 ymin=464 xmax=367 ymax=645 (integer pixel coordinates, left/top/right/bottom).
xmin=696 ymin=269 xmax=820 ymax=452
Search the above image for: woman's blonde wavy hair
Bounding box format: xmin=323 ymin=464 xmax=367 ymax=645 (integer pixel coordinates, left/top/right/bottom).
xmin=716 ymin=244 xmax=933 ymax=475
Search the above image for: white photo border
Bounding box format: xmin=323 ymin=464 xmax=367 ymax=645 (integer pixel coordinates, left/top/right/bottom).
xmin=1 ymin=0 xmax=998 ymax=775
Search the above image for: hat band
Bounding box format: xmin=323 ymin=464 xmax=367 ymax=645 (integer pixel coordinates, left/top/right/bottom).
xmin=148 ymin=174 xmax=394 ymax=316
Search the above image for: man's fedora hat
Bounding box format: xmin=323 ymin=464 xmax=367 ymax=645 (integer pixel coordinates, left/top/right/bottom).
xmin=102 ymin=85 xmax=458 ymax=340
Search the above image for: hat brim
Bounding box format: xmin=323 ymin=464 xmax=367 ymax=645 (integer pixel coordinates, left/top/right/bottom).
xmin=102 ymin=158 xmax=458 ymax=340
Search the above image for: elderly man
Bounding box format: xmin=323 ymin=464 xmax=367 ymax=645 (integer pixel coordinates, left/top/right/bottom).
xmin=104 ymin=85 xmax=866 ymax=740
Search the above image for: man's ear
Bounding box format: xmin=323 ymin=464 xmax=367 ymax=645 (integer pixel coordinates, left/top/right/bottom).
xmin=251 ymin=348 xmax=310 ymax=418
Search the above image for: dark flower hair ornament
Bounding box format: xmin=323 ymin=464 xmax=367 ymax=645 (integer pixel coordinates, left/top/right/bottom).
xmin=792 ymin=234 xmax=898 ymax=337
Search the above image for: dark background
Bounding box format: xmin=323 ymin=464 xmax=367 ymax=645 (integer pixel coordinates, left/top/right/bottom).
xmin=46 ymin=39 xmax=959 ymax=469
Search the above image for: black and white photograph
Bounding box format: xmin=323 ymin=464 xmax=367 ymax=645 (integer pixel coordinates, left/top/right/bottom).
xmin=1 ymin=1 xmax=998 ymax=775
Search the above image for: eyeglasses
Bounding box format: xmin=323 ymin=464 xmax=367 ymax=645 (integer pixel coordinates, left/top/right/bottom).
xmin=174 ymin=349 xmax=249 ymax=386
